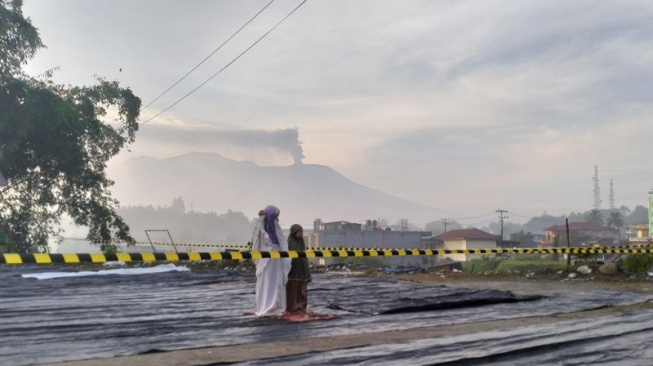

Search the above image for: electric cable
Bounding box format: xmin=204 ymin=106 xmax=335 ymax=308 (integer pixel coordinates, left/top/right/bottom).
xmin=140 ymin=0 xmax=308 ymax=126
xmin=141 ymin=0 xmax=277 ymax=111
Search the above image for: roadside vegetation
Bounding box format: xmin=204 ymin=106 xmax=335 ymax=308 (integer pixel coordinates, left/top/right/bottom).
xmin=620 ymin=254 xmax=653 ymax=274
xmin=462 ymin=255 xmax=567 ymax=275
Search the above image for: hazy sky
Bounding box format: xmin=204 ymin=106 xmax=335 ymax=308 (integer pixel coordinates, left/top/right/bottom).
xmin=21 ymin=0 xmax=653 ymax=224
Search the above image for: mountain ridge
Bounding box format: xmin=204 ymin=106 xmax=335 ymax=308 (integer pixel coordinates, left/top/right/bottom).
xmin=108 ymin=152 xmax=451 ymax=228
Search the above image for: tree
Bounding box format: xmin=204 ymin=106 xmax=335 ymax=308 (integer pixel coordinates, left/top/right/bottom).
xmin=487 ymin=221 xmax=522 ymax=240
xmin=423 ymin=220 xmax=462 ymax=235
xmin=606 ymin=211 xmax=623 ymax=229
xmin=585 ymin=209 xmax=604 ymax=226
xmin=117 ymin=204 xmax=252 ymax=244
xmin=626 ymin=205 xmax=648 ymax=224
xmin=0 ymin=0 xmax=141 ymax=252
xmin=171 ymin=196 xmax=186 ymax=213
xmin=618 ymin=205 xmax=631 ymax=218
xmin=607 ymin=211 xmax=624 ymax=241
xmin=510 ymin=230 xmax=535 ymax=246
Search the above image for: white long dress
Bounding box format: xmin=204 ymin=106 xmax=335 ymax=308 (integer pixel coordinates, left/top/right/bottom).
xmin=251 ymin=219 xmax=292 ymax=317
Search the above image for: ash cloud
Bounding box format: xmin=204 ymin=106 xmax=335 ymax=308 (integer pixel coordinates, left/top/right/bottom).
xmin=141 ymin=125 xmax=304 ymax=164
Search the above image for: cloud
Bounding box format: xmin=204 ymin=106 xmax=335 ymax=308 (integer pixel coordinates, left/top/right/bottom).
xmin=21 ymin=0 xmax=653 ymax=218
xmin=137 ymin=124 xmax=304 ymax=164
xmin=359 ymin=106 xmax=653 ymax=217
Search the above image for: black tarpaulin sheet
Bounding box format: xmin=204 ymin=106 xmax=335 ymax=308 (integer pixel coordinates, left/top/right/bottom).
xmin=0 ymin=264 xmax=651 ymax=365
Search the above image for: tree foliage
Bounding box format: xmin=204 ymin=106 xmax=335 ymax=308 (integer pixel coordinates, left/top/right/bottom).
xmin=118 ymin=199 xmax=253 ymax=245
xmin=585 ymin=209 xmax=604 ymax=225
xmin=475 ymin=207 xmax=645 ymax=243
xmin=626 ymin=205 xmax=648 ymax=224
xmin=606 ymin=211 xmax=624 ymax=229
xmin=0 ymin=0 xmax=141 ymax=252
xmin=509 ymin=230 xmax=535 ymax=245
xmin=423 ymin=220 xmax=462 ymax=235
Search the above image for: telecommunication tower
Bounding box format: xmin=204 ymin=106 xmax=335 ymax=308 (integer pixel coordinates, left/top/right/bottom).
xmin=592 ymin=165 xmax=602 ymax=210
xmin=608 ymin=179 xmax=615 ymax=211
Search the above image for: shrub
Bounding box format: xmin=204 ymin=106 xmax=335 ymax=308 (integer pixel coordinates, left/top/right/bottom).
xmin=620 ymin=254 xmax=653 ymax=273
xmin=462 ymin=256 xmax=503 ymax=273
xmin=496 ymin=259 xmax=566 ymax=274
xmin=463 ymin=255 xmax=567 ymax=275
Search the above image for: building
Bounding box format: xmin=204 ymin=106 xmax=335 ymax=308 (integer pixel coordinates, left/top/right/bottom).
xmin=309 ymin=218 xmax=431 ymax=266
xmin=627 ymin=224 xmax=650 ymax=246
xmin=541 ymin=222 xmax=618 ymax=246
xmin=310 ymin=219 xmax=429 ymax=248
xmin=319 ymin=220 xmax=362 ymax=232
xmin=432 ymin=228 xmax=499 ymax=262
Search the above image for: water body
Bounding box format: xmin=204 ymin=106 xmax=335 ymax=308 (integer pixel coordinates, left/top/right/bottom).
xmin=0 ymin=264 xmax=651 ymax=365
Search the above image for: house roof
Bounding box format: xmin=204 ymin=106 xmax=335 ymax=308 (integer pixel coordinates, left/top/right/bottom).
xmin=628 ymin=224 xmax=649 ymax=230
xmin=544 ymin=222 xmax=618 ymax=232
xmin=324 ymin=221 xmax=357 ymax=225
xmin=433 ymin=228 xmax=499 ymax=241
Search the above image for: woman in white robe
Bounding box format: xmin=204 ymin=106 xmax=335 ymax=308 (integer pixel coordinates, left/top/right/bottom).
xmin=251 ymin=205 xmax=292 ymax=317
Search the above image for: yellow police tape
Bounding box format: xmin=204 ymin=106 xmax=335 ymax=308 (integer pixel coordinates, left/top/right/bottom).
xmin=0 ymin=247 xmax=651 ymax=265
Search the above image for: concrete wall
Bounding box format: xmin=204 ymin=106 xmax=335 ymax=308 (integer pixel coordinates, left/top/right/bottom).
xmin=441 ymin=239 xmax=467 ymax=262
xmin=311 ymin=231 xmax=426 ymax=249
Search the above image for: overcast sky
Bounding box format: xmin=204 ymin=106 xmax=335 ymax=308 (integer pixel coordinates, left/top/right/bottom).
xmin=21 ymin=0 xmax=653 ymax=225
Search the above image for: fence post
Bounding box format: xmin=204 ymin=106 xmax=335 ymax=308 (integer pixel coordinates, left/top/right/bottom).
xmin=566 ymin=218 xmax=571 ymax=268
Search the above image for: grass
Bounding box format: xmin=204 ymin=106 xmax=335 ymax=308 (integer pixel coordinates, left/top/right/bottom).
xmin=620 ymin=254 xmax=653 ymax=274
xmin=496 ymin=258 xmax=567 ymax=274
xmin=462 ymin=255 xmax=567 ymax=275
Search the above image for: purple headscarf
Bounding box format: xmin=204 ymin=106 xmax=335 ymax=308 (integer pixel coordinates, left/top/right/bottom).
xmin=263 ymin=205 xmax=280 ymax=245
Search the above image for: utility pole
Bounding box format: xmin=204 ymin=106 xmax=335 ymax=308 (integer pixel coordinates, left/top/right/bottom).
xmin=496 ymin=209 xmax=509 ymax=242
xmin=441 ymin=218 xmax=454 ymax=232
xmin=566 ymin=218 xmax=571 ymax=268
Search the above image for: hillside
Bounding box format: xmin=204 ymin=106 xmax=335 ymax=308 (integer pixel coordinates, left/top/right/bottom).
xmin=108 ymin=152 xmax=451 ymax=228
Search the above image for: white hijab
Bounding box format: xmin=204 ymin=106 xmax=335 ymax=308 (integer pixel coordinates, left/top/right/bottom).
xmin=251 ymin=216 xmax=291 ymax=280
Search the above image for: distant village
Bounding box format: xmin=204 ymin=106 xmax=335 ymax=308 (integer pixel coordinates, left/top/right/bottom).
xmin=309 ymin=215 xmax=649 ymax=265
xmin=3 ymin=182 xmax=651 ymax=259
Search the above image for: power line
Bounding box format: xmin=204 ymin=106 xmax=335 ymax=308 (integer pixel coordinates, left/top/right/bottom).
xmin=140 ymin=0 xmax=309 ymax=126
xmin=510 ymin=211 xmax=534 ymax=220
xmin=454 ymin=212 xmax=496 ymax=221
xmin=465 ymin=219 xmax=496 ymax=228
xmin=141 ymin=0 xmax=277 ymax=111
xmin=113 ymin=68 xmax=122 ymax=82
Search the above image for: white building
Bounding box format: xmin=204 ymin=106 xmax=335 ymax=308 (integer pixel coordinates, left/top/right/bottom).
xmin=432 ymin=228 xmax=499 ymax=262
